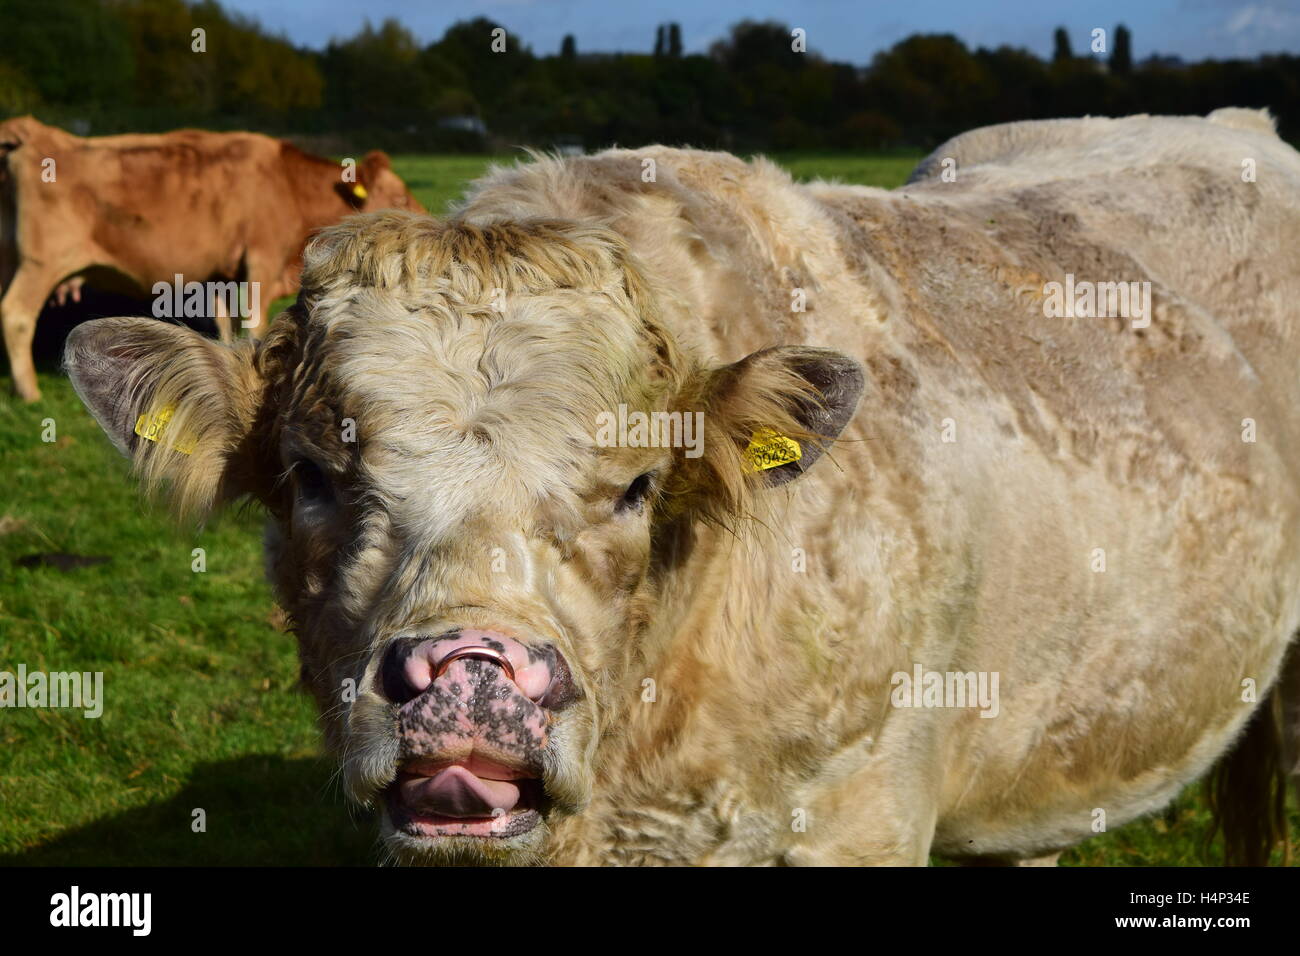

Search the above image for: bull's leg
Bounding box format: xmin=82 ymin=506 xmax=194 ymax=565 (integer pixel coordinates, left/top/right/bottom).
xmin=955 ymin=852 xmax=1062 ymax=866
xmin=779 ymin=765 xmax=937 ymax=865
xmin=1 ymin=263 xmax=54 ymax=401
xmin=1279 ymin=637 xmax=1300 ymax=806
xmin=1017 ymin=852 xmax=1062 ymax=866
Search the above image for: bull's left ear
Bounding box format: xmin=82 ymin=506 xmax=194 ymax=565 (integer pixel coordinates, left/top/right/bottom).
xmin=704 ymin=345 xmax=864 ymax=487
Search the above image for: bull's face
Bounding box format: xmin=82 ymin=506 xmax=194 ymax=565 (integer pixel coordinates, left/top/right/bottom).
xmin=66 ymin=212 xmax=861 ymax=865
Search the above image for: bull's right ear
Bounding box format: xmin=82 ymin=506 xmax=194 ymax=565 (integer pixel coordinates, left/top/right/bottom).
xmin=64 ymin=317 xmax=272 ymax=519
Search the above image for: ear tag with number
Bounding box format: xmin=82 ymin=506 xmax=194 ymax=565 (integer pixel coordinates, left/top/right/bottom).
xmin=744 ymin=428 xmax=802 ymax=472
xmin=134 ymin=405 xmax=197 ymax=455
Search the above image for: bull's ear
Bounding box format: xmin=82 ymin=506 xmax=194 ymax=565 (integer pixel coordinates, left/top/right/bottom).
xmin=717 ymin=345 xmax=864 ymax=486
xmin=63 ymin=317 xmax=269 ymax=519
xmin=681 ymin=348 xmax=863 ymax=515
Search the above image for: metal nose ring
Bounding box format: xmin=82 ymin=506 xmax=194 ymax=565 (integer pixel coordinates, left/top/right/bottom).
xmin=432 ymin=645 xmax=516 ymax=683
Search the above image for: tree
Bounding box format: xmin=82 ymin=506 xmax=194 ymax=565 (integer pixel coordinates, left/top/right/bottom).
xmin=654 ymin=25 xmax=665 ymax=57
xmin=424 ymin=17 xmax=533 ymax=116
xmin=710 ymin=20 xmax=805 ymax=72
xmin=0 ymin=0 xmax=133 ymax=110
xmin=324 ymin=18 xmax=427 ymax=122
xmin=668 ymin=23 xmax=682 ymax=58
xmin=865 ymin=34 xmax=995 ymax=143
xmin=1110 ymin=24 xmax=1132 ymax=75
xmin=561 ymin=34 xmax=576 ymax=60
xmin=1053 ymin=27 xmax=1073 ymax=63
xmin=0 ymin=60 xmax=40 ymax=114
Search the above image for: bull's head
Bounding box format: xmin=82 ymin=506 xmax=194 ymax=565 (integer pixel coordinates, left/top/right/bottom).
xmin=65 ymin=211 xmax=862 ymax=865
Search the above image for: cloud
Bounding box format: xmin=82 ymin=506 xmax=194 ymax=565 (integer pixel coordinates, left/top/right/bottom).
xmin=1200 ymin=1 xmax=1300 ymax=54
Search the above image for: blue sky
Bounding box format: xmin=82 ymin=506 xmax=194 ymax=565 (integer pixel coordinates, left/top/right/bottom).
xmin=221 ymin=0 xmax=1300 ymax=62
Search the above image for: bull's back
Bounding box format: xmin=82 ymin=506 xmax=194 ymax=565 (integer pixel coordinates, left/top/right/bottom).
xmin=809 ymin=119 xmax=1300 ymax=849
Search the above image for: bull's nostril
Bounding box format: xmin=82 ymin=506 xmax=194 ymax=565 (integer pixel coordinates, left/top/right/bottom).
xmin=381 ymin=637 xmax=427 ymax=705
xmin=433 ymin=645 xmax=516 ymax=683
xmin=380 ymin=629 xmax=579 ymax=708
xmin=380 ymin=634 xmax=523 ymax=705
xmin=538 ymin=647 xmax=579 ymax=711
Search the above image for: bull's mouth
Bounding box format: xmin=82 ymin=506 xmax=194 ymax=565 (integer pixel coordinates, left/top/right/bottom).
xmin=375 ymin=630 xmax=580 ymax=852
xmin=385 ymin=756 xmax=548 ymax=839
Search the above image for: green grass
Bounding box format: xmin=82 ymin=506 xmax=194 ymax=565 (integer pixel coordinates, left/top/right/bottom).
xmin=390 ymin=153 xmax=513 ymax=214
xmin=762 ymin=149 xmax=925 ymax=188
xmin=0 ymin=377 xmax=372 ymax=863
xmin=1 ymin=151 xmax=1294 ymax=866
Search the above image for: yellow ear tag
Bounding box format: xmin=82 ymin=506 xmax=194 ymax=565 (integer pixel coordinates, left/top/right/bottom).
xmin=351 ymin=183 xmax=368 ymax=200
xmin=134 ymin=406 xmax=197 ymax=455
xmin=744 ymin=428 xmax=802 ymax=472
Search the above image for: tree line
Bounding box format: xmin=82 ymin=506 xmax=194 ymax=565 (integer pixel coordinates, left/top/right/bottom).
xmin=1 ymin=0 xmax=1296 ymax=152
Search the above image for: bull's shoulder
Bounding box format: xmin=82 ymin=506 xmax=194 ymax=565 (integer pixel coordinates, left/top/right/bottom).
xmin=457 ymin=146 xmax=792 ymax=219
xmin=1206 ymin=106 xmax=1277 ymax=135
xmin=906 ymin=116 xmax=1135 ymax=185
xmin=905 ymin=110 xmax=1292 ymax=191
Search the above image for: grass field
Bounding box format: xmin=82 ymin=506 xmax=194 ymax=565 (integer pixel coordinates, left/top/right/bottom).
xmin=1 ymin=151 xmax=1296 ymax=866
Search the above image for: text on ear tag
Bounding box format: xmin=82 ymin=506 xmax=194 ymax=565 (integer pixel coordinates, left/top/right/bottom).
xmin=134 ymin=406 xmax=196 ymax=455
xmin=744 ymin=428 xmax=801 ymax=471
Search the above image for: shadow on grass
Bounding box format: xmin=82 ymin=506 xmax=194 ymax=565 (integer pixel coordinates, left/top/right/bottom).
xmin=0 ymin=755 xmax=378 ymax=866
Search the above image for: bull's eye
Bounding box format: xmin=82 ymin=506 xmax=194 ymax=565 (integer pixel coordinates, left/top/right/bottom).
xmin=292 ymin=458 xmax=333 ymax=505
xmin=617 ymin=473 xmax=654 ymax=514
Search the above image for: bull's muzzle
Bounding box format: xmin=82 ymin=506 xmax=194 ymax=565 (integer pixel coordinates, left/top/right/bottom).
xmin=378 ymin=628 xmax=580 ymax=838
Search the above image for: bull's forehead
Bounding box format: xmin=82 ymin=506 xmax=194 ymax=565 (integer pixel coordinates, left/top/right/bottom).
xmin=296 ymin=286 xmax=653 ymax=541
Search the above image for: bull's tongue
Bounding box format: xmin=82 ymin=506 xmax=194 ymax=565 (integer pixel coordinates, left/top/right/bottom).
xmin=400 ymin=766 xmax=522 ymax=819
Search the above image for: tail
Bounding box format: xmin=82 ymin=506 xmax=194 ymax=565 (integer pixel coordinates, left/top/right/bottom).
xmin=1204 ymin=680 xmax=1290 ymax=866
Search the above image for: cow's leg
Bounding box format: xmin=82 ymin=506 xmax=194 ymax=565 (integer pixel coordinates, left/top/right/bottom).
xmin=1 ymin=263 xmax=54 ymax=401
xmin=244 ymin=273 xmax=286 ymax=342
xmin=239 ymin=256 xmax=284 ymax=342
xmin=213 ymin=292 xmax=233 ymax=344
xmin=246 ymin=295 xmax=270 ymax=341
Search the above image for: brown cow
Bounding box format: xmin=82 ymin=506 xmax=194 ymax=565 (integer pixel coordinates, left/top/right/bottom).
xmin=0 ymin=116 xmax=422 ymax=401
xmin=66 ymin=110 xmax=1300 ymax=866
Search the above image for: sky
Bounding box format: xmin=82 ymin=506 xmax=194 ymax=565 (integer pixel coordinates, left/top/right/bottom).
xmin=220 ymin=0 xmax=1300 ymax=63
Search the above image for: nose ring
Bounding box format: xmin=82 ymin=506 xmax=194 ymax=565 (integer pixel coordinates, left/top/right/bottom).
xmin=432 ymin=645 xmax=516 ymax=682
